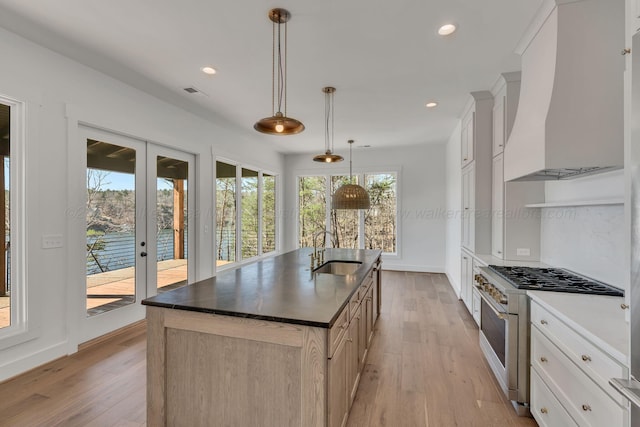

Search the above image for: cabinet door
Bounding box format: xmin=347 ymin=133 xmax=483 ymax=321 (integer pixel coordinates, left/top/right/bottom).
xmin=461 ymin=111 xmax=475 ymax=167
xmin=328 ymin=336 xmax=349 ymax=427
xmin=357 ymin=304 xmax=367 ymax=371
xmin=346 ymin=315 xmax=360 ymax=405
xmin=460 ymin=252 xmax=472 ymax=311
xmin=372 ymin=269 xmax=379 ymax=323
xmin=365 ymin=285 xmax=374 ymax=346
xmin=491 ymin=154 xmax=504 ymax=258
xmin=461 ymin=164 xmax=475 ymax=251
xmin=493 ymin=96 xmax=505 ymax=156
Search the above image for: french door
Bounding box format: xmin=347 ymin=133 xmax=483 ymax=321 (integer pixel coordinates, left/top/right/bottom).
xmin=79 ymin=126 xmax=194 ymax=343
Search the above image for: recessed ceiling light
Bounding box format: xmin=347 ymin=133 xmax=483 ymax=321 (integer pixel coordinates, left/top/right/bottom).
xmin=438 ymin=24 xmax=457 ymax=36
xmin=425 ymin=102 xmax=438 ymax=108
xmin=201 ymin=66 xmax=217 ymax=75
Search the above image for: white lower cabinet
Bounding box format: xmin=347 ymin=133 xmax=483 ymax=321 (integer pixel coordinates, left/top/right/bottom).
xmin=460 ymin=250 xmax=473 ymax=312
xmin=471 ymin=288 xmax=481 ymax=326
xmin=530 ymin=301 xmax=629 ymax=427
xmin=531 ymin=368 xmax=578 ymax=427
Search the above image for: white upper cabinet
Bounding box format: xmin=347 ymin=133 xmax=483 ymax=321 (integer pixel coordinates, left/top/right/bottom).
xmin=491 ymin=72 xmax=521 ymax=158
xmin=461 ymin=110 xmax=474 ymax=167
xmin=460 ymin=92 xmax=493 ymax=255
xmin=461 ymin=164 xmax=474 ymax=250
xmin=492 ymin=154 xmax=504 ymax=258
xmin=492 ymin=98 xmax=505 ymax=157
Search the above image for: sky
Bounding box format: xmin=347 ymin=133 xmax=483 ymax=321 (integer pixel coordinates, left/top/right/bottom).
xmin=89 ymin=170 xmax=176 ymax=191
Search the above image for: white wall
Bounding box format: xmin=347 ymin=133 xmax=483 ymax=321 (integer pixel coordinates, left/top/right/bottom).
xmin=445 ymin=122 xmax=463 ymax=294
xmin=283 ymin=144 xmax=447 ymax=272
xmin=540 ymin=170 xmax=625 ymax=287
xmin=0 ymin=25 xmax=283 ymax=381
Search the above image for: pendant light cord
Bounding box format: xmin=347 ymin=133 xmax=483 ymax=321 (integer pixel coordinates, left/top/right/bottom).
xmin=349 ymin=141 xmax=353 ymax=183
xmin=325 ymin=91 xmax=331 ymax=152
xmin=271 ymin=21 xmax=275 ymax=115
xmin=272 ymin=14 xmax=286 ymax=116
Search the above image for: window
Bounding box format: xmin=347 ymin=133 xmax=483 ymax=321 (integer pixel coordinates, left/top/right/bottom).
xmin=241 ymin=168 xmax=258 ymax=259
xmin=330 ymin=176 xmax=359 ymax=249
xmin=216 ymin=161 xmax=236 ymax=266
xmin=364 ymin=173 xmax=397 ymax=253
xmin=297 ymin=172 xmax=398 ymax=255
xmin=262 ymin=173 xmax=276 ymax=254
xmin=216 ymin=161 xmax=277 ymax=268
xmin=298 ymin=176 xmax=326 ymax=248
xmin=0 ymin=103 xmax=10 ymax=329
xmin=0 ymin=94 xmax=26 ymax=341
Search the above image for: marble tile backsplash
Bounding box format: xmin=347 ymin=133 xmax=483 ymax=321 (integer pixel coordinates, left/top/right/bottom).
xmin=540 ymin=205 xmax=625 ymax=287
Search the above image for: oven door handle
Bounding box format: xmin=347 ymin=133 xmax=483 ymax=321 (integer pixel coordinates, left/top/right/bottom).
xmin=477 ymin=288 xmax=508 ymax=320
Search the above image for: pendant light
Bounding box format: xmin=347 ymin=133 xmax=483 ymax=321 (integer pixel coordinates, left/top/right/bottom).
xmin=332 ymin=140 xmax=371 ymax=209
xmin=313 ymin=87 xmax=343 ymax=163
xmin=254 ymin=8 xmax=305 ymax=135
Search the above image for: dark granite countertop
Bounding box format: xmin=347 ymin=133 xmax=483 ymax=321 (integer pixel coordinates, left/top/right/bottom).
xmin=142 ymin=248 xmax=382 ymax=328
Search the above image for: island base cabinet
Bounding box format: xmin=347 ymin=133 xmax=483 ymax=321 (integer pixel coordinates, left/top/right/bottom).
xmin=328 ymin=336 xmax=349 ymax=427
xmin=146 ymin=307 xmax=327 ymax=427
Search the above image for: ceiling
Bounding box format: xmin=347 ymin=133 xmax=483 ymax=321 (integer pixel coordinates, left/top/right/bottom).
xmin=0 ymin=0 xmax=543 ymax=154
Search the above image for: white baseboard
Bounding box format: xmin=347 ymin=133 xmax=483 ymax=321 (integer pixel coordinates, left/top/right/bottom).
xmin=0 ymin=340 xmax=69 ymax=383
xmin=382 ymin=264 xmax=445 ymax=273
xmin=445 ymin=271 xmax=462 ymax=299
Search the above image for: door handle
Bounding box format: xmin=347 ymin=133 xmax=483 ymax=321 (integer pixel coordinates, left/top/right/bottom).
xmin=140 ymin=252 xmax=147 ymax=257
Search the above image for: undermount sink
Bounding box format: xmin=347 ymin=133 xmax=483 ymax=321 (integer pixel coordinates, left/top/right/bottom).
xmin=313 ymin=260 xmax=362 ymax=275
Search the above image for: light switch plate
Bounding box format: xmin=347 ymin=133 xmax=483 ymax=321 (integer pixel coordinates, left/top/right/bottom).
xmin=516 ymin=248 xmax=531 ymax=256
xmin=42 ymin=234 xmax=63 ymax=249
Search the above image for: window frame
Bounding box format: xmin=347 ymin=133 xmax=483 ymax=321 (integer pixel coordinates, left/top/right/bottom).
xmin=296 ymin=169 xmax=400 ymax=257
xmin=215 ymin=158 xmax=278 ymax=271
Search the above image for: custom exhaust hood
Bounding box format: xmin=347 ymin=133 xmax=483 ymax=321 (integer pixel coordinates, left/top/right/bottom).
xmin=504 ymin=0 xmax=624 ymax=182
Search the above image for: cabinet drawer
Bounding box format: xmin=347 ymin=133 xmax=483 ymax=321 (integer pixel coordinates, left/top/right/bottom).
xmin=530 ymin=368 xmax=578 ymax=427
xmin=531 ymin=328 xmax=627 ymax=427
xmin=531 ymin=301 xmax=627 ymax=404
xmin=329 ymin=306 xmax=349 ymax=358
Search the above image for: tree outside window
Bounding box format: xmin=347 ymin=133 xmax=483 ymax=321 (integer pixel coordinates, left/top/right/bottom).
xmin=364 ymin=173 xmax=397 ymax=253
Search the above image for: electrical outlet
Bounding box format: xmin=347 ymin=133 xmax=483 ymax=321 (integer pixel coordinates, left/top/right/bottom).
xmin=516 ymin=248 xmax=531 ymax=256
xmin=42 ymin=234 xmax=64 ymax=249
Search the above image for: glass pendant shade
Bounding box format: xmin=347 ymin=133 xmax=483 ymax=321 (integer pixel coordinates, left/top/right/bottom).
xmin=313 ymin=87 xmax=343 ymax=163
xmin=254 ymin=8 xmax=305 ymax=135
xmin=332 ymin=140 xmax=370 ymax=209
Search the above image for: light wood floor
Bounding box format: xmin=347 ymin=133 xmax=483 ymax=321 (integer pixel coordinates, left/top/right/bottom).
xmin=0 ymin=271 xmax=538 ymax=427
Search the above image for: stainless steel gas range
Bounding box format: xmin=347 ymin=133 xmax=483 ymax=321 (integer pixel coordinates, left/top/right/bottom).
xmin=475 ymin=265 xmax=624 ymax=417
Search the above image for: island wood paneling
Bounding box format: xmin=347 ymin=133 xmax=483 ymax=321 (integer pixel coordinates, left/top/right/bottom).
xmin=146 ymin=306 xmax=326 ymax=427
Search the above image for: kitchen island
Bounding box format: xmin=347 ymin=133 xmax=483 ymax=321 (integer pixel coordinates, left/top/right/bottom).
xmin=142 ymin=248 xmax=382 ymax=427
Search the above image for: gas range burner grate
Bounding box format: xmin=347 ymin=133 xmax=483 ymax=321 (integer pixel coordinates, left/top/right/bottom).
xmin=487 ymin=266 xmax=624 ymax=297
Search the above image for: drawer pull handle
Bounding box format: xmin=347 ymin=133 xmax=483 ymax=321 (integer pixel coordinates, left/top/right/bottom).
xmin=540 ymin=357 xmax=548 ymax=363
xmin=540 ymin=407 xmax=548 ymax=414
xmin=540 ymin=319 xmax=548 ymax=325
xmin=582 ymin=404 xmax=592 ymax=412
xmin=346 ymin=338 xmax=353 ymax=342
xmin=581 ymin=355 xmax=592 ymax=362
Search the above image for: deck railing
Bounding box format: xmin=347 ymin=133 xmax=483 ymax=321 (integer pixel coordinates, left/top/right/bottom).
xmin=87 ymin=229 xmax=188 ymax=275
